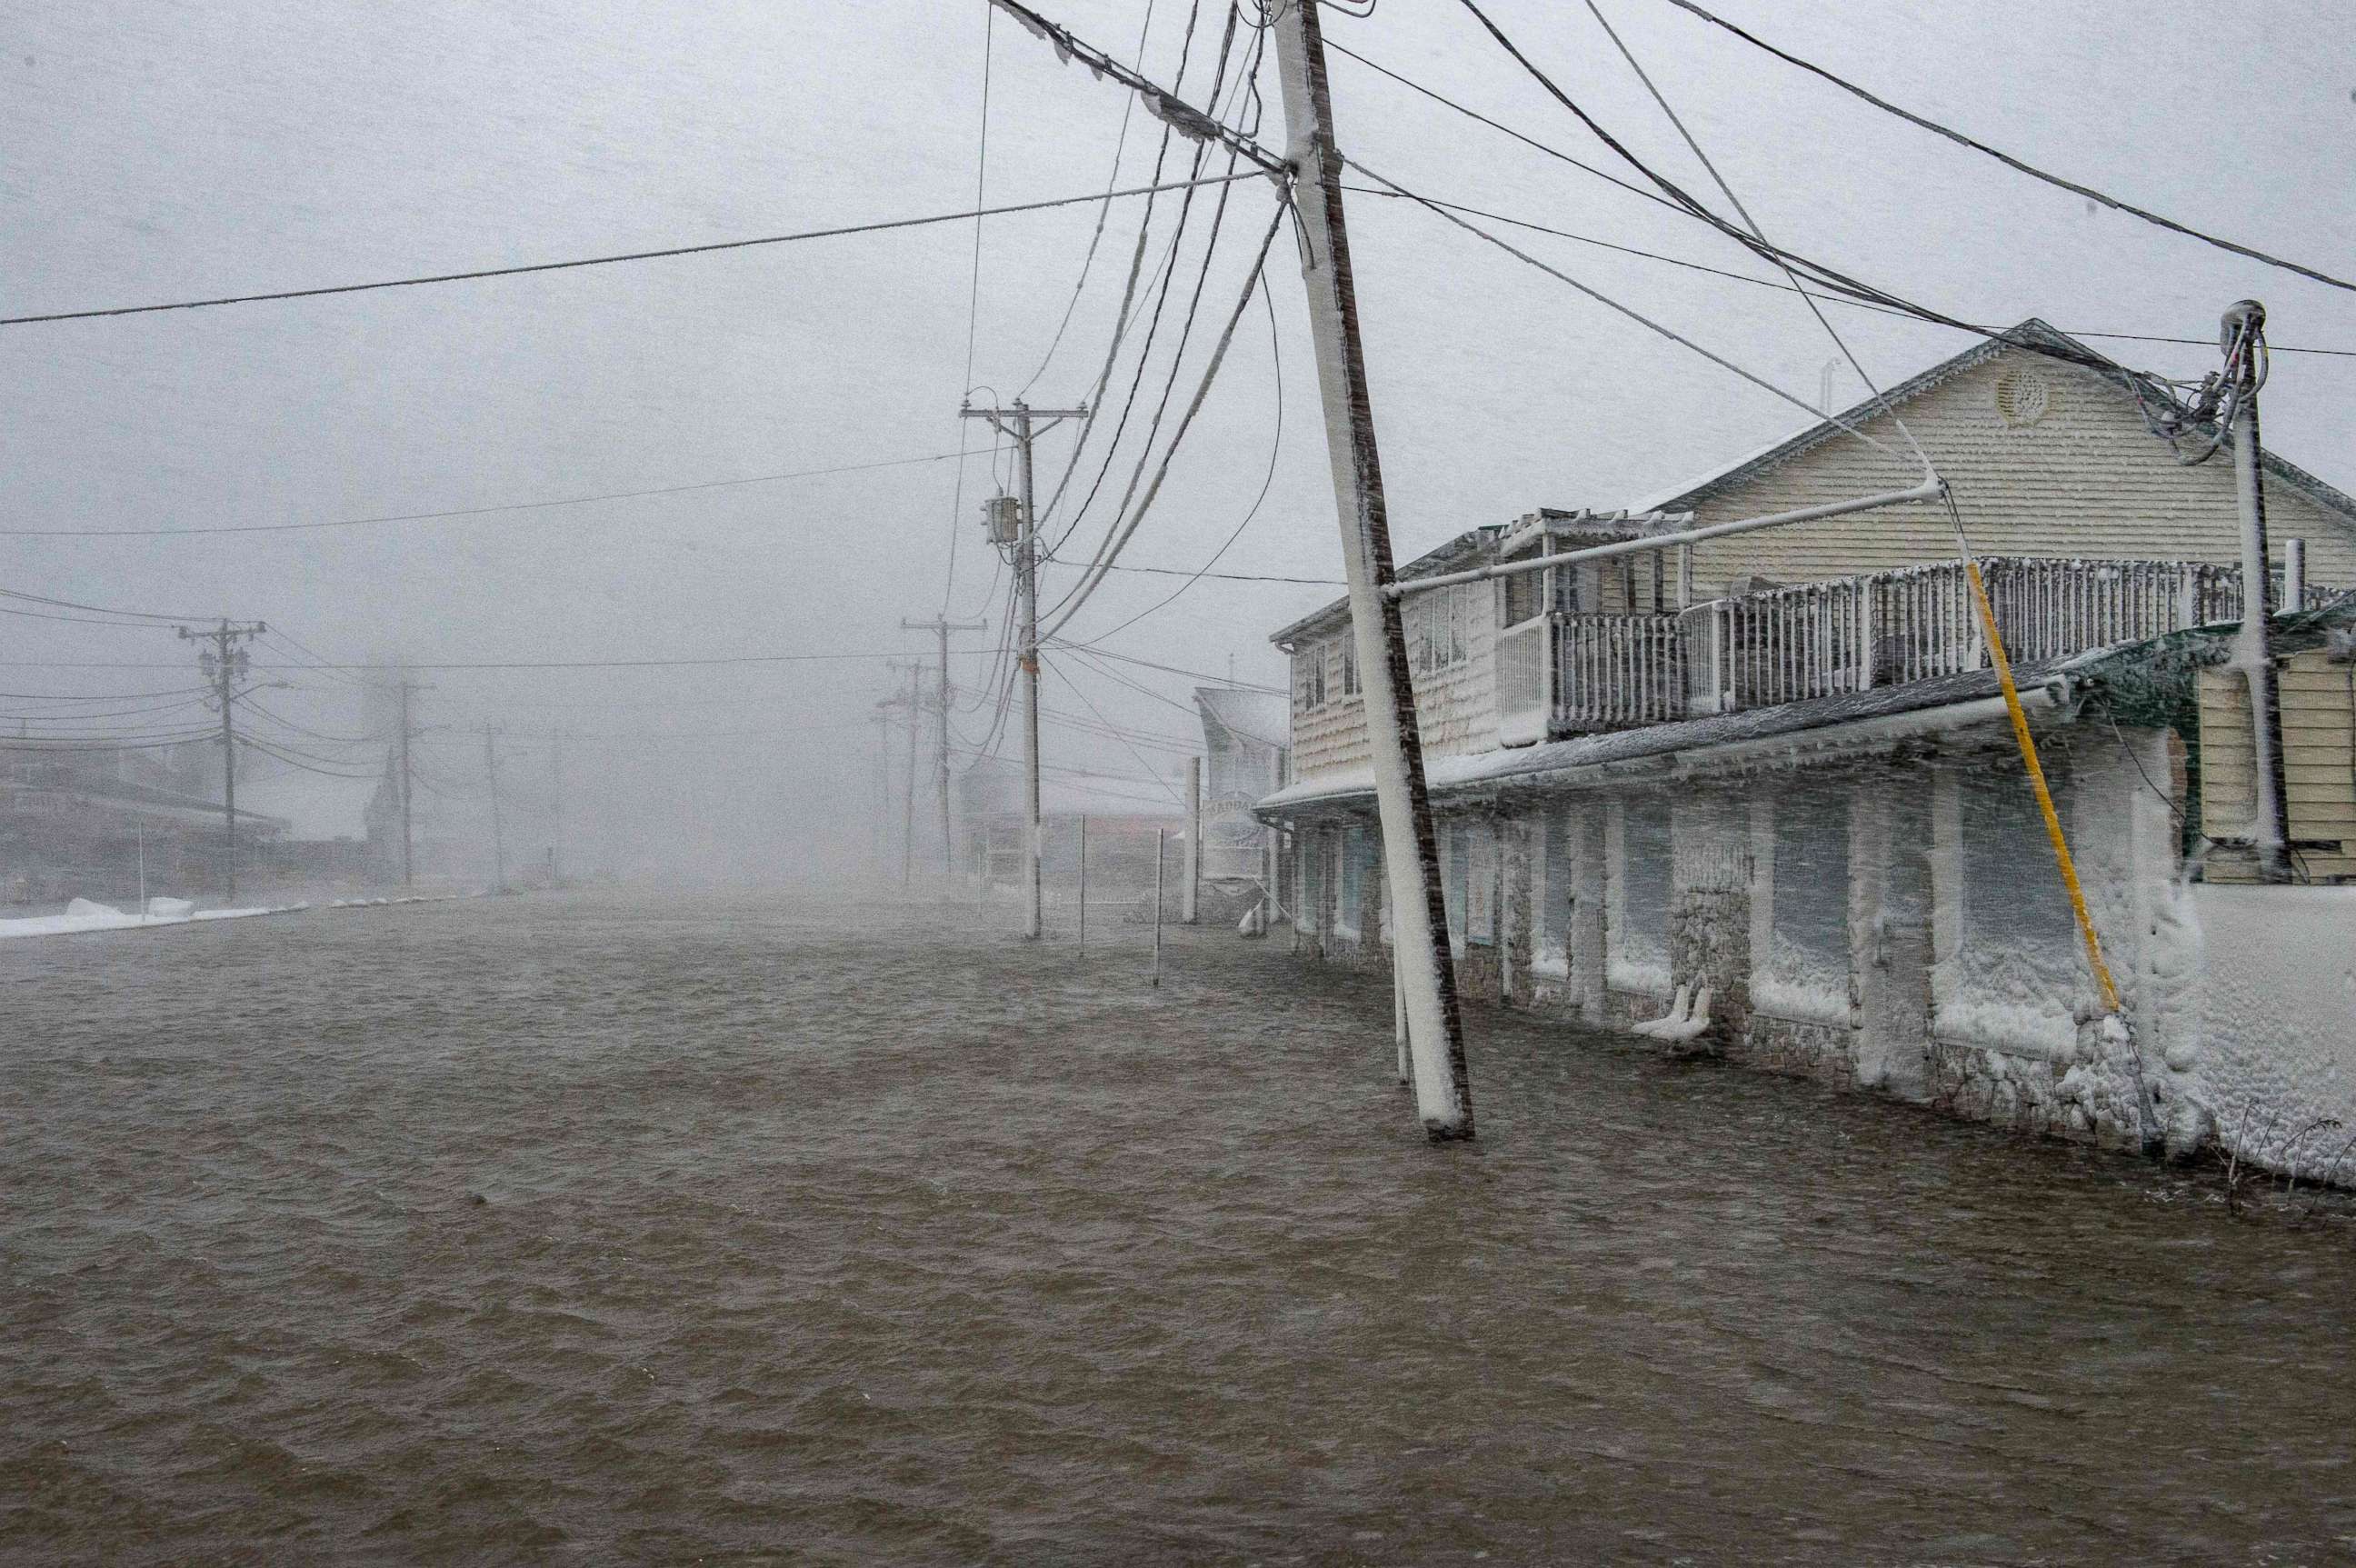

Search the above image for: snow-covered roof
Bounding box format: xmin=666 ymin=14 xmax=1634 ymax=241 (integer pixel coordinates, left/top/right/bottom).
xmin=1193 ymin=686 xmax=1290 ymax=752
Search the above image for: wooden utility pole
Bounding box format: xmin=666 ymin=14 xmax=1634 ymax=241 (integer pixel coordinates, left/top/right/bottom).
xmin=1183 ymin=756 xmax=1202 ymax=924
xmin=394 ymin=678 xmax=431 ymax=888
xmin=903 ymin=614 xmax=987 ymax=874
xmin=482 ymin=724 xmax=507 ymax=893
xmin=961 ymin=399 xmax=1086 ymax=940
xmin=1151 ymin=825 xmax=1165 ymax=987
xmin=1270 ymin=0 xmax=1472 ymax=1138
xmin=176 ymin=619 xmax=266 ymax=904
xmin=2223 ymin=299 xmax=2291 ymax=883
xmin=884 ymin=660 xmax=926 ymax=885
xmin=871 ymin=705 xmax=893 ymax=877
xmin=548 ymin=729 xmax=565 ymax=885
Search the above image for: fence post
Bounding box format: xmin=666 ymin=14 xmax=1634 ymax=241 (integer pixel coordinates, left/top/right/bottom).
xmin=1077 ymin=815 xmax=1087 ymax=957
xmin=1151 ymin=827 xmax=1165 ymax=988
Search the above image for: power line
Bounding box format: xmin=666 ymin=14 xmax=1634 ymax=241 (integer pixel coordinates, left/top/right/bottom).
xmin=0 ymin=447 xmax=1013 ymax=538
xmin=1341 ymin=185 xmax=2356 ymax=358
xmin=1062 ymin=270 xmax=1287 ymax=644
xmin=0 ymin=685 xmax=207 ymax=703
xmin=1659 ymin=0 xmax=2356 ymax=296
xmin=1056 ymin=641 xmax=1283 ymax=694
xmin=0 ymin=648 xmax=1014 ymax=673
xmin=0 ymin=173 xmax=1271 ymax=327
xmin=1323 ymin=35 xmax=1688 ymax=219
xmin=0 ymin=584 xmax=225 ymax=623
xmin=1020 ymin=0 xmax=1161 ymax=396
xmin=1441 ymin=0 xmax=2170 ymax=390
xmin=1039 ymin=195 xmax=1286 ymax=640
xmin=1100 ymin=561 xmax=1341 ymax=584
xmin=943 ymin=0 xmax=999 ymax=616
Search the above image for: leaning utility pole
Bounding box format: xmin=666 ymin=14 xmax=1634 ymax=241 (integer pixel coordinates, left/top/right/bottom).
xmin=903 ymin=614 xmax=987 ymax=874
xmin=1271 ymin=0 xmax=1473 ymax=1137
xmin=482 ymin=724 xmax=507 ymax=893
xmin=961 ymin=398 xmax=1087 ymax=940
xmin=176 ymin=619 xmax=266 ymax=904
xmin=2223 ymin=299 xmax=2292 ymax=884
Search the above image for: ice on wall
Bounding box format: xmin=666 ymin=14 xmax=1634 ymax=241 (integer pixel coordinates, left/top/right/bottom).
xmin=2195 ymin=884 xmax=2356 ymax=1183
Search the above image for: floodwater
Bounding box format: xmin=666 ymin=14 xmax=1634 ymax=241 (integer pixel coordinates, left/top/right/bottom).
xmin=3 ymin=891 xmax=2352 ymax=1565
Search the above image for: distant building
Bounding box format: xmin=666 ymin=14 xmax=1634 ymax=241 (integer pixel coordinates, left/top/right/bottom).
xmin=957 ymin=755 xmax=1183 ymax=896
xmin=0 ymin=738 xmax=285 ymax=904
xmin=1193 ymin=686 xmax=1288 ymax=894
xmin=1253 ymin=320 xmax=2356 ymax=1178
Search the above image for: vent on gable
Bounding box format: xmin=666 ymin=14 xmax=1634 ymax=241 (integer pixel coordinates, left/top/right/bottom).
xmin=1994 ymin=367 xmax=2054 ymax=428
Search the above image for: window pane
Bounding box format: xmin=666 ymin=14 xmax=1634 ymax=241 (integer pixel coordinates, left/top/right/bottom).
xmin=1621 ymin=798 xmax=1670 ymax=958
xmin=1541 ymin=808 xmax=1572 ymax=958
xmin=1771 ymin=795 xmax=1849 ymax=985
xmin=1961 ymin=771 xmax=2077 ymax=946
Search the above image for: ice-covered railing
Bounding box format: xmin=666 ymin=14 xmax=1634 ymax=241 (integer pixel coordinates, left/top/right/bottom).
xmin=1495 ymin=555 xmax=2266 ymax=744
xmin=1494 ymin=613 xmax=1685 ymax=744
xmin=1561 ymin=614 xmax=1684 ymax=730
xmin=1685 ymin=556 xmax=2246 ymax=717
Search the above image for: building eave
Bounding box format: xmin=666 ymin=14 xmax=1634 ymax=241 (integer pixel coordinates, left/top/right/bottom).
xmin=1254 ymin=662 xmax=2080 ymax=818
xmin=1267 ymin=525 xmax=1508 ymax=649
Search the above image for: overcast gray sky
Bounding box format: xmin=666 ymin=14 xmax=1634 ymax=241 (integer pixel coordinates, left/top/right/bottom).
xmin=4 ymin=1 xmax=2351 ymax=878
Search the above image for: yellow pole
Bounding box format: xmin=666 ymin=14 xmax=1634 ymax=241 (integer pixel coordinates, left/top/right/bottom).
xmin=1957 ymin=556 xmax=2123 ymax=1014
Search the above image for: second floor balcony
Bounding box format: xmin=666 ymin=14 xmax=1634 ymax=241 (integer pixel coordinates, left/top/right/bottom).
xmin=1496 ymin=554 xmax=2258 ymax=747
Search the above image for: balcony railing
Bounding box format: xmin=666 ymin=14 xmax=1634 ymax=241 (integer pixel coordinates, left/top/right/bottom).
xmin=1496 ymin=555 xmax=2257 ymax=746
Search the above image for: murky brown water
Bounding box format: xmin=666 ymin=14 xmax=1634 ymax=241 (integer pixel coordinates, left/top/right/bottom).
xmin=3 ymin=890 xmax=2352 ymax=1564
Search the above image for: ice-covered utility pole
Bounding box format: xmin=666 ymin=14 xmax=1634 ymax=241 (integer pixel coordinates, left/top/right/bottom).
xmin=177 ymin=618 xmax=265 ymax=904
xmin=1271 ymin=0 xmax=1472 ymax=1137
xmin=2223 ymin=299 xmax=2291 ymax=883
xmin=961 ymin=399 xmax=1086 ymax=938
xmin=903 ymin=614 xmax=987 ymax=874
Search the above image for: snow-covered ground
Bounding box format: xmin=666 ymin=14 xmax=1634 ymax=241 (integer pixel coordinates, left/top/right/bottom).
xmin=2196 ymin=884 xmax=2356 ymax=1183
xmin=0 ymin=897 xmax=307 ymax=942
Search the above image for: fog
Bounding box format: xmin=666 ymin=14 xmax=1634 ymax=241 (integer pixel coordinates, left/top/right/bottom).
xmin=5 ymin=0 xmax=2351 ymax=884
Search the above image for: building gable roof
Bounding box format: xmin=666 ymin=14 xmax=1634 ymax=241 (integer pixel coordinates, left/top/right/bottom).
xmin=1627 ymin=319 xmax=2356 ymax=527
xmin=1193 ymin=686 xmax=1290 ymax=751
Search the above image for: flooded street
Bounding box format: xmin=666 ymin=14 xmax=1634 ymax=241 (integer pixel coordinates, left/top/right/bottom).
xmin=4 ymin=890 xmax=2352 ymax=1564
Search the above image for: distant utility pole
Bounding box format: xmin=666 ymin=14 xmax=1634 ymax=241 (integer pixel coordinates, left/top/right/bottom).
xmin=871 ymin=705 xmax=893 ymax=877
xmin=960 ymin=398 xmax=1087 ymax=941
xmin=482 ymin=724 xmax=507 ymax=893
xmin=1271 ymin=0 xmax=1473 ymax=1138
xmin=1183 ymin=757 xmax=1202 ymax=924
xmin=885 ymin=660 xmax=926 ymax=885
xmin=176 ymin=618 xmax=266 ymax=904
xmin=902 ymin=614 xmax=987 ymax=875
xmin=548 ymin=730 xmax=565 ymax=884
xmin=394 ymin=678 xmax=431 ymax=888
